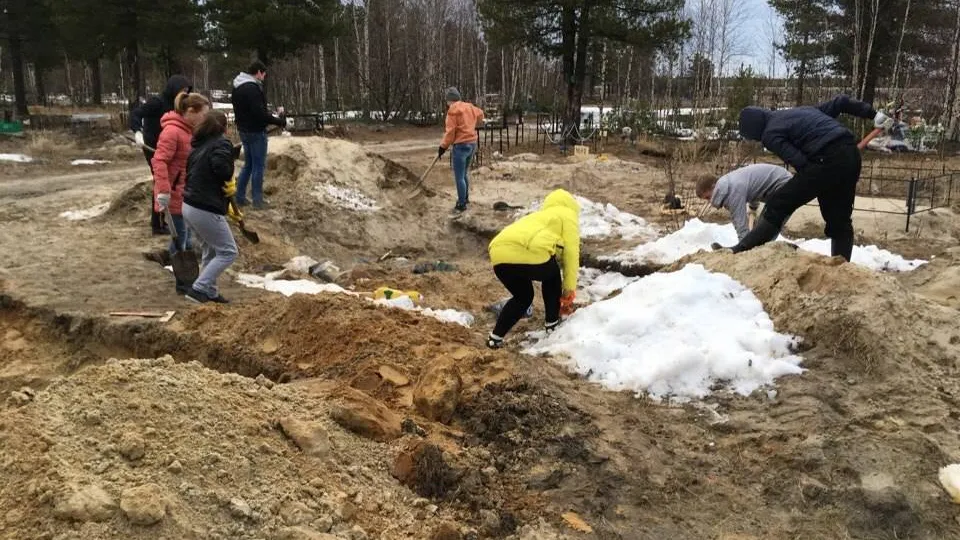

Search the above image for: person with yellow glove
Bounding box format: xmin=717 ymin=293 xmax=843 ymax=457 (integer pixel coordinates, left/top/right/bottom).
xmin=486 ymin=189 xmax=580 ymax=349
xmin=181 ymin=110 xmax=239 ymax=304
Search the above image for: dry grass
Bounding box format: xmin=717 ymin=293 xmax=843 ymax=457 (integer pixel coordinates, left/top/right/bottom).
xmin=826 ymin=312 xmax=884 ymax=377
xmin=26 ymin=131 xmax=77 ymax=157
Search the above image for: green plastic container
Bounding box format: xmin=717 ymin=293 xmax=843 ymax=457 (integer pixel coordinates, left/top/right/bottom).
xmin=0 ymin=121 xmax=23 ymax=134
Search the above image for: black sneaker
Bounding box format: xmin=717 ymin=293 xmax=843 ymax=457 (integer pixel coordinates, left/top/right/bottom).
xmin=452 ymin=203 xmax=466 ymax=214
xmin=184 ymin=288 xmax=210 ymax=304
xmin=252 ymin=200 xmax=271 ymax=210
xmin=208 ymin=294 xmax=230 ymax=304
xmin=235 ymin=199 xmax=249 ymax=207
xmin=545 ymin=320 xmax=560 ymax=334
xmin=486 ymin=334 xmax=504 ymax=349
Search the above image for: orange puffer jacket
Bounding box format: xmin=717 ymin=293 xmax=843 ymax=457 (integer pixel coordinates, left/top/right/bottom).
xmin=151 ymin=111 xmax=193 ymax=215
xmin=440 ymin=101 xmax=485 ymax=149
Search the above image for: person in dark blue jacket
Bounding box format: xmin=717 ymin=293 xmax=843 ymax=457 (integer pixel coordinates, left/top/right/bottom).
xmin=723 ymin=95 xmax=894 ymax=261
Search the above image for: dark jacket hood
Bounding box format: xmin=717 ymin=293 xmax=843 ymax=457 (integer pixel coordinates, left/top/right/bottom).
xmin=739 ymin=107 xmax=770 ymax=141
xmin=163 ymin=75 xmax=191 ymax=102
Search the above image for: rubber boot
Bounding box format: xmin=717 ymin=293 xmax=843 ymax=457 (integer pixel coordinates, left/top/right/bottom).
xmin=732 ymin=216 xmax=780 ymax=254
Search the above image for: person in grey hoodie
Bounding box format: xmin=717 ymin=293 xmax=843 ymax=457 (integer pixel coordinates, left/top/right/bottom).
xmin=725 ymin=95 xmax=894 ymax=261
xmin=696 ymin=163 xmax=793 ymax=241
xmin=231 ymin=60 xmax=286 ymax=209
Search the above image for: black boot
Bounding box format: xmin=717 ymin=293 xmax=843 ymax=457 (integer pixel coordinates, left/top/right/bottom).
xmin=732 ymin=217 xmax=780 ymax=254
xmin=830 ymin=231 xmax=854 ymax=262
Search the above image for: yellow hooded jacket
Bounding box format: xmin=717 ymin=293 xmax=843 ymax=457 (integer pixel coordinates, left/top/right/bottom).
xmin=488 ymin=189 xmax=581 ymax=292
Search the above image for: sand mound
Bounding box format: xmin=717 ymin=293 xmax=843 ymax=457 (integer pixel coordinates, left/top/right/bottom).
xmin=898 ymin=247 xmax=960 ymax=309
xmin=252 ymin=137 xmax=483 ymax=264
xmin=98 ymin=181 xmax=151 ymax=223
xmin=0 ymin=356 xmax=460 ymax=539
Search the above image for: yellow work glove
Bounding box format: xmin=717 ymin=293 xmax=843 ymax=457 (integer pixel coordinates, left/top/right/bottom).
xmin=227 ymin=201 xmax=243 ymax=223
xmin=223 ymin=178 xmax=237 ymax=198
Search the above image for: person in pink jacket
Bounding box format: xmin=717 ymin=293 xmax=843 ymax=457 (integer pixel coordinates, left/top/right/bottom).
xmin=152 ymin=92 xmax=211 ymax=292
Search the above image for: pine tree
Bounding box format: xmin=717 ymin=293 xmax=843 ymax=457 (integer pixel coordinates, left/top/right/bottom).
xmin=768 ymin=0 xmax=830 ymax=105
xmin=204 ymin=0 xmax=341 ymax=67
xmin=478 ymin=0 xmax=689 ymax=141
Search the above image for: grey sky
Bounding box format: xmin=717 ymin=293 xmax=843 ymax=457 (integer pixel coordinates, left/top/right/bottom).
xmin=740 ymin=0 xmax=784 ymax=76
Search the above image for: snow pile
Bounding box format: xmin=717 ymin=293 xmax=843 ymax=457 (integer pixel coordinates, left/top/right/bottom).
xmin=577 ymin=268 xmax=638 ymax=304
xmin=608 ymin=219 xmax=926 ymax=272
xmin=71 ymin=159 xmax=112 ymax=166
xmin=0 ymin=153 xmax=33 ymax=163
xmin=608 ymin=219 xmax=736 ymax=265
xmin=793 ymin=238 xmax=926 ymax=272
xmin=315 ymin=184 xmax=380 ymax=212
xmin=525 ymin=264 xmax=803 ymax=401
xmin=522 ymin=195 xmax=657 ymax=240
xmin=375 ymin=296 xmax=475 ymax=327
xmin=59 ymin=202 xmax=109 ymax=221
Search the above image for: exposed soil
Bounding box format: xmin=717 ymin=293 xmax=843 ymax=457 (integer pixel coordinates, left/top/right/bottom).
xmin=3 ymin=127 xmax=960 ymax=539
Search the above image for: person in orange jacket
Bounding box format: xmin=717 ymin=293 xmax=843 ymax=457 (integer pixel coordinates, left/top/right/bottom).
xmin=438 ymin=87 xmax=484 ymax=213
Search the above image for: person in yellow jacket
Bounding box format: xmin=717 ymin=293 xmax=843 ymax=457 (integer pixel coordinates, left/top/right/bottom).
xmin=486 ymin=189 xmax=580 ymax=349
xmin=438 ymin=87 xmax=484 ymax=214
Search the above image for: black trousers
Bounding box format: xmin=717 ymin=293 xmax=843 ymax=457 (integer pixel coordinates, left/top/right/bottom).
xmin=143 ymin=148 xmax=167 ymax=233
xmin=492 ymin=260 xmax=562 ymax=338
xmin=761 ymin=139 xmax=861 ymax=260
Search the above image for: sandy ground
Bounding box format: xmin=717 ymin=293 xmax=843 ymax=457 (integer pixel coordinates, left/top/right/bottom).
xmin=2 ymin=126 xmax=960 ymax=539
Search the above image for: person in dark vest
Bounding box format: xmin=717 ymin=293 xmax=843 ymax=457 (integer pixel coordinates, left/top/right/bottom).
xmin=130 ymin=75 xmax=192 ymax=235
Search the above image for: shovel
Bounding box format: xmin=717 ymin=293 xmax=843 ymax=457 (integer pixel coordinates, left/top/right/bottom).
xmin=229 ymin=200 xmax=260 ymax=243
xmin=166 ymin=211 xmax=199 ymax=285
xmin=406 ymin=156 xmax=440 ymax=199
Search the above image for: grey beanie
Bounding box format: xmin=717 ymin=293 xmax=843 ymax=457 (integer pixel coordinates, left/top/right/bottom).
xmin=444 ymin=87 xmax=461 ymax=102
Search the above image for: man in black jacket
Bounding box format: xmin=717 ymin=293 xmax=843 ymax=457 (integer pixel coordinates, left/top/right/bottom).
xmin=231 ymin=60 xmax=285 ymax=210
xmin=725 ymin=95 xmax=894 ymax=261
xmin=130 ymin=75 xmax=191 ymax=234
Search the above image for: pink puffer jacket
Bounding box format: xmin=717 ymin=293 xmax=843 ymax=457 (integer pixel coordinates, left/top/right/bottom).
xmin=151 ymin=111 xmax=193 ymax=215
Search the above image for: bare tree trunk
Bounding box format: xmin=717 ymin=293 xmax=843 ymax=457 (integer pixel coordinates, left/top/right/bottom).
xmin=318 ymin=44 xmax=327 ymax=110
xmin=64 ymin=54 xmax=75 ymax=103
xmin=363 ymin=0 xmax=371 ymax=115
xmin=859 ymin=0 xmax=880 ymax=100
xmin=852 ymin=0 xmax=862 ymax=97
xmin=944 ymin=2 xmax=960 ymax=140
xmin=334 ymin=38 xmax=342 ymax=110
xmin=89 ymin=58 xmax=103 ymax=105
xmin=891 ymin=0 xmax=911 ymax=95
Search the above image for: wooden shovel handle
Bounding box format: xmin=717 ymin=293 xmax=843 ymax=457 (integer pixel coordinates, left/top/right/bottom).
xmin=858 ymin=127 xmax=883 ymax=150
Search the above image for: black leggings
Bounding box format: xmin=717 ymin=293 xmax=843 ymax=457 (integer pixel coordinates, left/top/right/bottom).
xmin=760 ymin=139 xmax=861 ymax=260
xmin=492 ymin=260 xmax=562 ymax=338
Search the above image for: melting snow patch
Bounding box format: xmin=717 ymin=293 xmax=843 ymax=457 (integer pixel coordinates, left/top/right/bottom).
xmin=0 ymin=153 xmax=33 ymax=163
xmin=375 ymin=296 xmax=474 ymax=327
xmin=71 ymin=159 xmax=112 ymax=166
xmin=236 ymin=273 xmax=349 ymax=296
xmin=793 ymin=239 xmax=926 ymax=272
xmin=577 ymin=268 xmax=638 ymax=304
xmin=607 ymin=219 xmax=926 ymax=272
xmin=522 ymin=195 xmax=657 ymax=240
xmin=316 ymin=184 xmax=380 ymax=212
xmin=525 ymin=264 xmax=804 ymax=402
xmin=59 ymin=203 xmax=109 ymax=221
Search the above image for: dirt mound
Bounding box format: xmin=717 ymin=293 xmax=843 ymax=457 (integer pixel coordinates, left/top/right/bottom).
xmin=181 ymin=293 xmax=511 ymax=404
xmin=256 ymin=138 xmax=479 ymax=265
xmin=0 ymin=356 xmax=466 ymax=539
xmin=897 ymin=246 xmax=960 ymax=309
xmin=98 ymin=180 xmax=152 ymax=224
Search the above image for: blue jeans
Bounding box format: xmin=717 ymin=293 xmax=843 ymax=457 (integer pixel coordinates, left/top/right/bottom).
xmin=167 ymin=213 xmax=191 ymax=255
xmin=237 ymin=130 xmax=268 ymax=204
xmin=452 ymin=142 xmax=476 ymax=207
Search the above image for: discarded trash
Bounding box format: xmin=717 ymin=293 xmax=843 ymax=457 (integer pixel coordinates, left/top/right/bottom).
xmin=413 ymin=261 xmax=457 ymax=274
xmin=372 ymin=287 xmax=423 ymax=305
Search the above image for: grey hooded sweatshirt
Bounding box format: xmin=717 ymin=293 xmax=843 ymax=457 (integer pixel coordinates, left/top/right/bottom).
xmin=710 ymin=164 xmax=793 ymax=240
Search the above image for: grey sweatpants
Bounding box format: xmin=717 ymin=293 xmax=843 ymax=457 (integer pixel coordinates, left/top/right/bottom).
xmin=182 ymin=203 xmax=238 ymax=298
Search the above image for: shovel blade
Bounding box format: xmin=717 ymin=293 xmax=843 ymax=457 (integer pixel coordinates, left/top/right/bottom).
xmin=171 ymin=250 xmax=199 ymax=285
